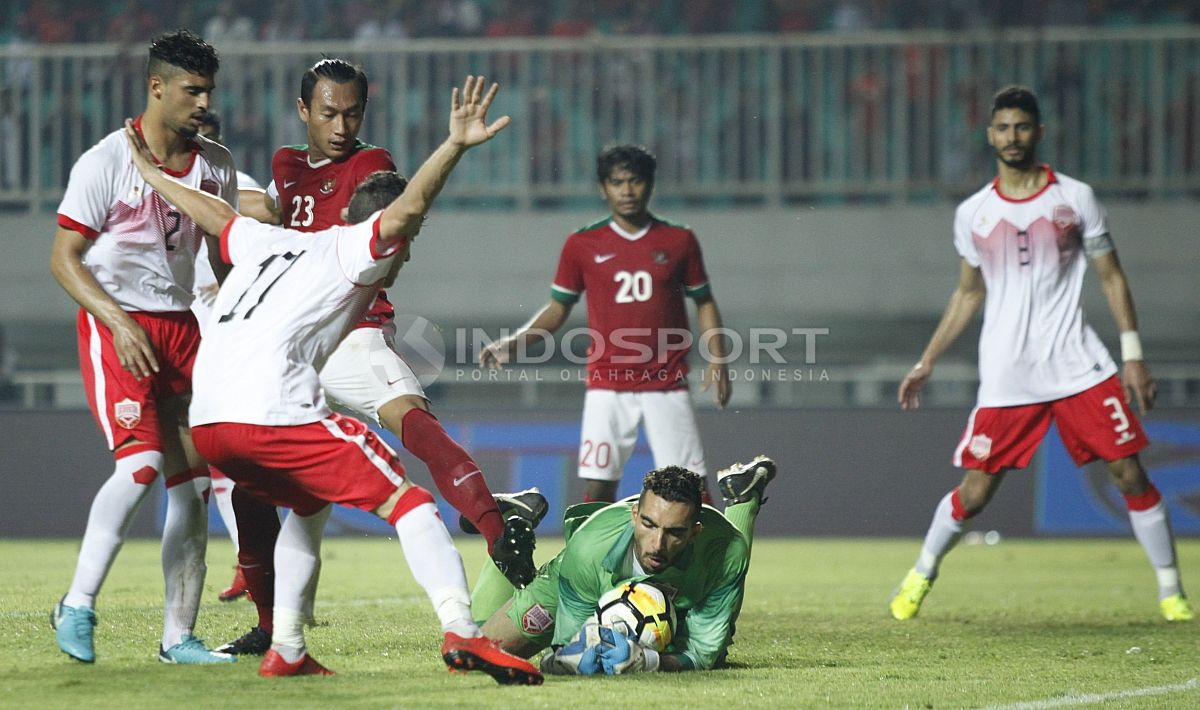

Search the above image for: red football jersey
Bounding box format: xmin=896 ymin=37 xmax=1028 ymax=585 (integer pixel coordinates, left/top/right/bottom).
xmin=271 ymin=141 xmax=397 ymax=327
xmin=551 ymin=216 xmax=711 ymax=391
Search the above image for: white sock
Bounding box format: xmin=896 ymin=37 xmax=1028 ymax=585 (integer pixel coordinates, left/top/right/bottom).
xmin=274 ymin=506 xmax=330 ymax=624
xmin=1128 ymin=501 xmax=1183 ymax=599
xmin=64 ymin=451 xmax=162 ymax=609
xmin=210 ymin=470 xmax=239 ymax=551
xmin=272 ymin=607 xmax=307 ymax=662
xmin=914 ymin=490 xmax=965 ymax=580
xmin=393 ymin=502 xmax=479 ymax=638
xmin=161 ymin=473 xmax=210 ymax=648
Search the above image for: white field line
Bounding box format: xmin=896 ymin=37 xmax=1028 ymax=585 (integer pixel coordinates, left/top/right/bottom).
xmin=980 ymin=678 xmax=1200 ymax=710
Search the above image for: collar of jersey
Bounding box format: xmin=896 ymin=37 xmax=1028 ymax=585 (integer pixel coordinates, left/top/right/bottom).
xmin=991 ymin=164 xmax=1057 ymax=203
xmin=132 ymin=114 xmax=200 ymax=178
xmin=607 ymin=217 xmax=654 ymax=242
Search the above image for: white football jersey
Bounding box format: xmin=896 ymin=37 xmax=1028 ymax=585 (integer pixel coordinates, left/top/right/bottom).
xmin=954 ymin=167 xmax=1118 ymax=406
xmin=56 ymin=121 xmax=239 ymax=313
xmin=189 ymin=212 xmax=402 ymax=426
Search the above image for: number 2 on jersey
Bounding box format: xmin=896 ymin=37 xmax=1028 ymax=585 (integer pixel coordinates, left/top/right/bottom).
xmin=290 ymin=195 xmax=315 ymax=227
xmin=218 ymin=251 xmax=306 ymax=323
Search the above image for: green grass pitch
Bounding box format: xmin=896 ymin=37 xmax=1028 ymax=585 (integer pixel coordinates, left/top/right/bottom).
xmin=2 ymin=537 xmax=1197 ymax=708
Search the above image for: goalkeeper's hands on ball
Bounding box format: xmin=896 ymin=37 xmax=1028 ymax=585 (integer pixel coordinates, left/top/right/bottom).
xmin=598 ymin=623 xmax=660 ymax=674
xmin=540 ymin=621 xmax=603 ymax=675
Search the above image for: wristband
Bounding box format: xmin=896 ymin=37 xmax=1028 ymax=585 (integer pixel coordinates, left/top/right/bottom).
xmin=1120 ymin=331 xmax=1144 ymax=362
xmin=643 ymin=648 xmax=661 ymax=672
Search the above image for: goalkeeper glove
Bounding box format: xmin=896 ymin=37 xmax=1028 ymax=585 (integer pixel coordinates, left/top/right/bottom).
xmin=597 ymin=625 xmax=660 ymax=674
xmin=540 ymin=621 xmax=602 ymax=675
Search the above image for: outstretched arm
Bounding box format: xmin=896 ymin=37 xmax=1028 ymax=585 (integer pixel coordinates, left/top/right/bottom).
xmin=122 ymin=119 xmax=239 ymax=238
xmin=898 ymin=259 xmax=985 ymax=410
xmin=377 ymin=76 xmax=510 ymax=248
xmin=1093 ymin=250 xmax=1156 ymax=413
xmin=479 ymin=299 xmax=572 ymax=368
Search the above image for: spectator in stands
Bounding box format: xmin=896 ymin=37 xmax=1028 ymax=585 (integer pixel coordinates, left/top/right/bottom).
xmin=204 ymin=0 xmax=256 ymax=44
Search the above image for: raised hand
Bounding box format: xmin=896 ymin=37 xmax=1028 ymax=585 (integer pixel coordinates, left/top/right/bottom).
xmin=448 ymin=75 xmax=511 ymax=148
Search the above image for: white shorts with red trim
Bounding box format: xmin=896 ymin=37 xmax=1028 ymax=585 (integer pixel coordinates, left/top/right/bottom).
xmin=953 ymin=375 xmax=1148 ymax=473
xmin=76 ymin=309 xmax=199 ymax=451
xmin=319 ymin=326 xmax=425 ymax=424
xmin=578 ymin=388 xmax=707 ymax=482
xmin=191 ymin=413 xmax=407 ymax=516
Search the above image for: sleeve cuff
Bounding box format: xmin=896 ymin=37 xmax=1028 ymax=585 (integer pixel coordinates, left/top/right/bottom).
xmin=551 ymin=285 xmax=580 ymax=304
xmin=219 ymin=217 xmax=239 ymax=265
xmin=57 ymin=214 xmax=100 ymax=240
xmin=685 ymin=282 xmax=712 ymax=300
xmin=369 ymin=213 xmax=407 ymax=259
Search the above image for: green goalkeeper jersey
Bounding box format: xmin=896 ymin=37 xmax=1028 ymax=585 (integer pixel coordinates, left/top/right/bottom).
xmin=551 ymin=501 xmax=750 ymax=670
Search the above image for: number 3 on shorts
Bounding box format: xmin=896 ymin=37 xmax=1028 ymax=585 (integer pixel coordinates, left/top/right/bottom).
xmin=1102 ymin=396 xmax=1136 ymax=445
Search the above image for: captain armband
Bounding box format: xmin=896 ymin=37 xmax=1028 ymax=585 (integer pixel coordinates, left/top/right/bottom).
xmin=1083 ymin=232 xmax=1115 ymax=258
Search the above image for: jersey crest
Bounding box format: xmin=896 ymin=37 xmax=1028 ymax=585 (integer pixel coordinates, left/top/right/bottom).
xmin=114 ymin=398 xmax=142 ymax=429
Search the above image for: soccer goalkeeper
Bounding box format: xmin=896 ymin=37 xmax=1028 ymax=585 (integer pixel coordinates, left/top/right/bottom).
xmin=467 ymin=458 xmax=775 ymax=674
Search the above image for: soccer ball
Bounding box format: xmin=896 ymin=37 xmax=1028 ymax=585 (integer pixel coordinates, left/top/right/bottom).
xmin=593 ymin=581 xmax=676 ymax=651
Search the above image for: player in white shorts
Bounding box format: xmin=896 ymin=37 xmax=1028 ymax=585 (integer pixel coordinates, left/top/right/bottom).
xmin=481 ymin=145 xmax=731 ymax=502
xmin=121 ymin=75 xmax=543 ymax=683
xmin=888 ymin=86 xmax=1192 ymax=623
xmin=48 ymin=30 xmax=237 ymax=665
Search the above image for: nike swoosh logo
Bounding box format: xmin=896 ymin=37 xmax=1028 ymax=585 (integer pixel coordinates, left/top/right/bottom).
xmin=386 ymin=377 xmax=404 ymax=386
xmin=453 ymin=470 xmax=481 ymax=487
xmin=283 ymin=180 xmax=297 ymax=188
xmin=594 ymin=254 xmax=616 ymax=263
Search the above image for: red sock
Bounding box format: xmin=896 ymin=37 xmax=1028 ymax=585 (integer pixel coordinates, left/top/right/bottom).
xmin=400 ymin=409 xmax=503 ymax=551
xmin=232 ymin=486 xmax=280 ymax=633
xmin=1123 ymin=483 xmax=1162 ymax=511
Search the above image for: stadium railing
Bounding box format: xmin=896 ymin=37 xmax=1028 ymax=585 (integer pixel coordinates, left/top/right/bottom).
xmin=2 ymin=27 xmax=1199 ymax=209
xmin=8 ymin=361 xmax=1200 ymax=410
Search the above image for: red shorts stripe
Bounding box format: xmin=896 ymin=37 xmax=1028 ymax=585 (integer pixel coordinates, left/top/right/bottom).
xmin=191 ymin=414 xmax=407 ymax=517
xmin=77 ymin=309 xmax=199 ymax=452
xmin=954 ymin=376 xmax=1149 ymax=473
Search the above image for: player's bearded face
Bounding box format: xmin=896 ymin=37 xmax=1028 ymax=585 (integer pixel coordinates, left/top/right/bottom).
xmin=600 ymin=167 xmax=652 ymax=223
xmin=631 ymin=493 xmax=701 ymax=574
xmin=301 ymin=78 xmax=365 ymax=162
xmin=987 ymin=108 xmax=1041 ymax=169
xmin=159 ymin=71 xmax=215 ymax=138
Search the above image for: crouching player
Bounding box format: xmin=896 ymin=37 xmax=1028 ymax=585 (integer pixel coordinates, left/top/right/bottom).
xmin=469 ymin=458 xmax=776 ymax=674
xmin=122 ymin=76 xmax=541 ymax=683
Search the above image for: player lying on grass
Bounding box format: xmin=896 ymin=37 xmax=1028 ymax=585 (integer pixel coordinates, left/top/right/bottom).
xmin=467 ymin=458 xmax=776 ymax=674
xmin=121 ymin=75 xmax=542 ymax=683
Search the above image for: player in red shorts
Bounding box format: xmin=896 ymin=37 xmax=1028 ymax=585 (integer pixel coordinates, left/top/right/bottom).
xmin=48 ymin=30 xmax=238 ymax=665
xmin=220 ymin=59 xmax=523 ymax=655
xmin=480 ymin=145 xmax=731 ymax=503
xmin=888 ymin=86 xmax=1192 ymax=623
xmin=123 ymin=75 xmax=542 ymax=683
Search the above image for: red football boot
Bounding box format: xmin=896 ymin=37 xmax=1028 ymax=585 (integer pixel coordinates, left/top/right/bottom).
xmin=219 ymin=566 xmax=250 ymax=602
xmin=258 ymin=648 xmax=335 ymax=677
xmin=441 ymin=632 xmax=543 ymax=685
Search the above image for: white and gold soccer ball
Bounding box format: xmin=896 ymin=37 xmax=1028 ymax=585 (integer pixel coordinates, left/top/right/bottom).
xmin=593 ymin=581 xmax=676 ymax=652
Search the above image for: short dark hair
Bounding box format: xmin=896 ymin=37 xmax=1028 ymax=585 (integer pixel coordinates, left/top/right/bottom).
xmin=347 ymin=171 xmax=408 ymax=224
xmin=147 ymin=29 xmax=219 ymax=80
xmin=198 ymin=111 xmax=221 ymax=140
xmin=991 ymin=85 xmax=1040 ymax=125
xmin=301 ymin=58 xmax=369 ymax=108
xmin=640 ymin=465 xmax=703 ymax=522
xmin=597 ymin=144 xmax=657 ymax=186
